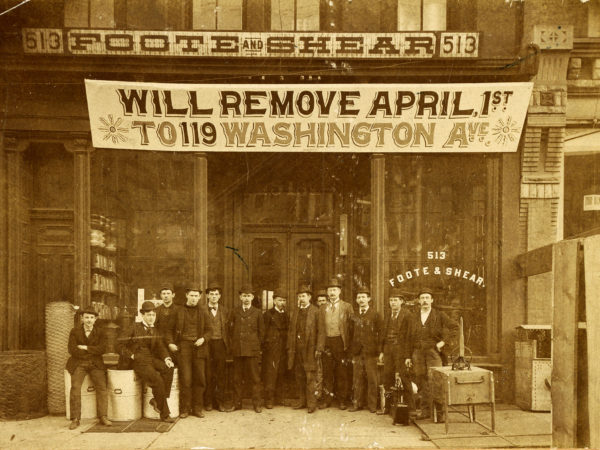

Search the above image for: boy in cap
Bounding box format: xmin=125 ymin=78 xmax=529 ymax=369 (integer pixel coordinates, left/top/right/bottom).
xmin=66 ymin=306 xmax=112 ymax=430
xmin=315 ymin=289 xmax=329 ymax=307
xmin=316 ymin=277 xmax=354 ymax=410
xmin=378 ymin=288 xmax=414 ymax=414
xmin=155 ymin=283 xmax=181 ymax=362
xmin=262 ymin=289 xmax=289 ymax=409
xmin=349 ymin=288 xmax=382 ymax=413
xmin=204 ymin=282 xmax=231 ymax=412
xmin=169 ymin=287 xmax=212 ymax=418
xmin=405 ymin=288 xmax=457 ymax=419
xmin=228 ymin=285 xmax=264 ymax=413
xmin=121 ymin=301 xmax=175 ymax=422
xmin=287 ymin=285 xmax=320 ymax=413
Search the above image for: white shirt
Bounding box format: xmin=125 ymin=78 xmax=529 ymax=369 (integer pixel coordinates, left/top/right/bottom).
xmin=360 ymin=305 xmax=369 ymax=315
xmin=142 ymin=319 xmax=154 ymax=328
xmin=209 ymin=304 xmax=218 ymax=317
xmin=420 ymin=309 xmax=431 ymax=325
xmin=274 ymin=306 xmax=285 ymax=313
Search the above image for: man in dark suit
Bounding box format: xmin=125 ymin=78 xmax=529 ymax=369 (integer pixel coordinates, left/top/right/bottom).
xmin=168 ymin=287 xmax=212 ymax=418
xmin=405 ymin=288 xmax=457 ymax=419
xmin=228 ymin=284 xmax=264 ymax=413
xmin=204 ymin=282 xmax=231 ymax=412
xmin=378 ymin=288 xmax=414 ymax=413
xmin=121 ymin=301 xmax=175 ymax=422
xmin=349 ymin=287 xmax=381 ymax=413
xmin=317 ymin=277 xmax=354 ymax=410
xmin=262 ymin=289 xmax=289 ymax=409
xmin=155 ymin=282 xmax=181 ymax=363
xmin=287 ymin=285 xmax=320 ymax=413
xmin=66 ymin=307 xmax=112 ymax=430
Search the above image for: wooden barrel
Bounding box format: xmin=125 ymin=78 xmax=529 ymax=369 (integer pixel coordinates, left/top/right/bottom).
xmin=106 ymin=369 xmax=142 ymax=421
xmin=142 ymin=368 xmax=179 ymax=419
xmin=0 ymin=350 xmax=48 ymax=420
xmin=64 ymin=369 xmax=97 ymax=420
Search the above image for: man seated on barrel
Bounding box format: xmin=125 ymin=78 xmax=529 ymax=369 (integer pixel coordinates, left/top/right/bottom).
xmin=66 ymin=306 xmax=112 ymax=430
xmin=122 ymin=301 xmax=176 ymax=422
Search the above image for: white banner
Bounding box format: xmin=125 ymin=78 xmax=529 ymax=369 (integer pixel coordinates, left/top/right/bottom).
xmin=85 ymin=80 xmax=533 ymax=153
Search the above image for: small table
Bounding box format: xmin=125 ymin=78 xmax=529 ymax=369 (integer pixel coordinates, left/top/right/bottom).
xmin=429 ymin=365 xmax=495 ymax=434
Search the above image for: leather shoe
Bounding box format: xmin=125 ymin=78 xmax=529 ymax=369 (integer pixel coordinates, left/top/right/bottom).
xmin=179 ymin=411 xmax=189 ymax=418
xmin=293 ymin=402 xmax=306 ymax=410
xmin=254 ymin=405 xmax=262 ymax=413
xmin=233 ymin=403 xmax=242 ymax=411
xmin=369 ymin=408 xmax=377 ymax=414
xmin=307 ymin=406 xmax=316 ymax=414
xmin=339 ymin=402 xmax=348 ymax=410
xmin=161 ymin=416 xmax=175 ymax=423
xmin=149 ymin=398 xmax=160 ymax=414
xmin=194 ymin=410 xmax=205 ymax=418
xmin=69 ymin=419 xmax=80 ymax=430
xmin=100 ymin=416 xmax=112 ymax=426
xmin=419 ymin=411 xmax=431 ymax=420
xmin=348 ymin=405 xmax=361 ymax=412
xmin=205 ymin=405 xmax=213 ymax=412
xmin=265 ymin=401 xmax=274 ymax=409
xmin=318 ymin=401 xmax=330 ymax=410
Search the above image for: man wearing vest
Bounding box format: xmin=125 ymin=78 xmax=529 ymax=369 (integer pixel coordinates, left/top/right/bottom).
xmin=349 ymin=287 xmax=382 ymax=413
xmin=316 ymin=278 xmax=354 ymax=410
xmin=378 ymin=288 xmax=414 ymax=414
xmin=204 ymin=282 xmax=232 ymax=412
xmin=287 ymin=285 xmax=319 ymax=413
xmin=262 ymin=289 xmax=289 ymax=409
xmin=169 ymin=287 xmax=212 ymax=418
xmin=121 ymin=301 xmax=175 ymax=422
xmin=229 ymin=284 xmax=264 ymax=413
xmin=155 ymin=282 xmax=181 ymax=364
xmin=66 ymin=306 xmax=112 ymax=430
xmin=405 ymin=287 xmax=457 ymax=419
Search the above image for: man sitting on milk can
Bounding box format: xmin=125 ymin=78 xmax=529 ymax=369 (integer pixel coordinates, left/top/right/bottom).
xmin=122 ymin=301 xmax=176 ymax=422
xmin=66 ymin=306 xmax=112 ymax=430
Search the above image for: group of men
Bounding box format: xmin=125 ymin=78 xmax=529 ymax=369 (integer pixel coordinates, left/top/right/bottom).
xmin=66 ymin=278 xmax=456 ymax=429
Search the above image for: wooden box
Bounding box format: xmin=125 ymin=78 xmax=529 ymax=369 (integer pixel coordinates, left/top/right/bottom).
xmin=430 ymin=366 xmax=494 ymax=406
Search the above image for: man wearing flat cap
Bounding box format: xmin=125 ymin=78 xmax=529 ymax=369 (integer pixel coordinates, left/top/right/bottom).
xmin=228 ymin=284 xmax=264 ymax=413
xmin=66 ymin=306 xmax=112 ymax=430
xmin=204 ymin=282 xmax=231 ymax=412
xmin=121 ymin=301 xmax=175 ymax=422
xmin=168 ymin=287 xmax=212 ymax=418
xmin=378 ymin=288 xmax=414 ymax=414
xmin=287 ymin=285 xmax=320 ymax=413
xmin=262 ymin=289 xmax=289 ymax=409
xmin=404 ymin=288 xmax=457 ymax=419
xmin=155 ymin=282 xmax=181 ymax=363
xmin=316 ymin=277 xmax=354 ymax=410
xmin=349 ymin=287 xmax=382 ymax=413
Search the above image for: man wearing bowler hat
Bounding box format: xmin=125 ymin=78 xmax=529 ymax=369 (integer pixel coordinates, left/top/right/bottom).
xmin=316 ymin=277 xmax=354 ymax=409
xmin=228 ymin=284 xmax=264 ymax=413
xmin=204 ymin=282 xmax=231 ymax=412
xmin=404 ymin=287 xmax=457 ymax=419
xmin=169 ymin=287 xmax=212 ymax=418
xmin=262 ymin=289 xmax=289 ymax=409
xmin=121 ymin=301 xmax=175 ymax=422
xmin=66 ymin=306 xmax=112 ymax=430
xmin=287 ymin=285 xmax=320 ymax=413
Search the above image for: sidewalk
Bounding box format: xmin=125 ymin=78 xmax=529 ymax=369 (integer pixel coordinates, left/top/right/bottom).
xmin=0 ymin=404 xmax=550 ymax=449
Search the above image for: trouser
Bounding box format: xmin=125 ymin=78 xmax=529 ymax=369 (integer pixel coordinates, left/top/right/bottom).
xmin=262 ymin=346 xmax=285 ymax=403
xmin=322 ymin=336 xmax=350 ymax=404
xmin=383 ymin=343 xmax=415 ymax=410
xmin=233 ymin=356 xmax=261 ymax=407
xmin=178 ymin=341 xmax=207 ymax=413
xmin=69 ymin=363 xmax=108 ymax=420
xmin=134 ymin=358 xmax=174 ymax=419
xmin=352 ymin=353 xmax=378 ymax=411
xmin=412 ymin=347 xmax=442 ymax=413
xmin=293 ymin=348 xmax=317 ymax=408
xmin=205 ymin=339 xmax=227 ymax=408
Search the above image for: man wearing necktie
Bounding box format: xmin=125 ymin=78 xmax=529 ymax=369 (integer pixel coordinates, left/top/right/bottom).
xmin=316 ymin=278 xmax=354 ymax=410
xmin=378 ymin=288 xmax=414 ymax=414
xmin=287 ymin=285 xmax=319 ymax=413
xmin=66 ymin=306 xmax=112 ymax=430
xmin=228 ymin=284 xmax=264 ymax=413
xmin=120 ymin=301 xmax=175 ymax=422
xmin=349 ymin=287 xmax=382 ymax=413
xmin=155 ymin=282 xmax=181 ymax=364
xmin=204 ymin=282 xmax=232 ymax=412
xmin=261 ymin=289 xmax=289 ymax=409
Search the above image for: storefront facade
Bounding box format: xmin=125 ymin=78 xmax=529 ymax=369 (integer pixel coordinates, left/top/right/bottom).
xmin=1 ymin=0 xmax=595 ymax=401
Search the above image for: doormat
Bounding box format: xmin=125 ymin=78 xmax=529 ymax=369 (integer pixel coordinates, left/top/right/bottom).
xmin=85 ymin=417 xmax=177 ymax=433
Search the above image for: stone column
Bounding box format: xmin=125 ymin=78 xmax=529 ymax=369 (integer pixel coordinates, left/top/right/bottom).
xmin=370 ymin=154 xmax=385 ymax=313
xmin=193 ymin=153 xmax=208 ymax=292
xmin=3 ymin=136 xmax=29 ymax=349
xmin=65 ymin=138 xmax=92 ymax=308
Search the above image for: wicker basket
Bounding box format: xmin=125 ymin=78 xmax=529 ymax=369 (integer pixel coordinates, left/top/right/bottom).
xmin=0 ymin=350 xmax=48 ymax=420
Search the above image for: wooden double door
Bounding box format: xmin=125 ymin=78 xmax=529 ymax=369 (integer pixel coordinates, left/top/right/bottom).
xmin=241 ymin=230 xmax=334 ymax=309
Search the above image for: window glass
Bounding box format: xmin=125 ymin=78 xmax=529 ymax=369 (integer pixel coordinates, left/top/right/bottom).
xmin=398 ymin=0 xmax=446 ymax=31
xmin=423 ymin=0 xmax=446 ymax=31
xmin=397 ymin=0 xmax=420 ymax=30
xmin=64 ymin=0 xmax=89 ymax=27
xmin=193 ymin=0 xmax=217 ymax=29
xmin=217 ymin=0 xmax=243 ymax=30
xmin=91 ymin=0 xmax=115 ymax=27
xmin=296 ymin=0 xmax=319 ymax=31
xmin=271 ymin=0 xmax=294 ymax=31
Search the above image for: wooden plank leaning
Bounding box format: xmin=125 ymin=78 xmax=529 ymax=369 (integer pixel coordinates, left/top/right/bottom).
xmin=551 ymin=239 xmax=580 ymax=448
